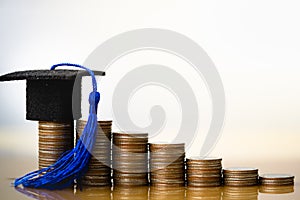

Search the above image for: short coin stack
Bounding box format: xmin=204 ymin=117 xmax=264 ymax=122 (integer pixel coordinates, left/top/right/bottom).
xmin=38 ymin=121 xmax=74 ymax=169
xmin=76 ymin=120 xmax=112 ymax=186
xmin=259 ymin=174 xmax=294 ymax=186
xmin=186 ymin=157 xmax=222 ymax=187
xmin=223 ymin=167 xmax=259 ymax=186
xmin=149 ymin=143 xmax=185 ymax=187
xmin=112 ymin=132 xmax=148 ymax=186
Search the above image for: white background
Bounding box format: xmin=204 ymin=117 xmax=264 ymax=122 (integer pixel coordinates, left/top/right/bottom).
xmin=0 ymin=0 xmax=299 ymax=166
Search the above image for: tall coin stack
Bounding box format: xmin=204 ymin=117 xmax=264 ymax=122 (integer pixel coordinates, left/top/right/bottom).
xmin=149 ymin=143 xmax=185 ymax=187
xmin=223 ymin=167 xmax=259 ymax=186
xmin=76 ymin=120 xmax=112 ymax=186
xmin=38 ymin=121 xmax=74 ymax=169
xmin=112 ymin=132 xmax=148 ymax=186
xmin=186 ymin=157 xmax=222 ymax=187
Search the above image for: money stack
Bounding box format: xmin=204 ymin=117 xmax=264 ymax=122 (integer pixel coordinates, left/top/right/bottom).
xmin=223 ymin=167 xmax=259 ymax=186
xmin=38 ymin=121 xmax=74 ymax=169
xmin=112 ymin=132 xmax=148 ymax=186
xmin=186 ymin=157 xmax=222 ymax=187
xmin=259 ymin=174 xmax=294 ymax=186
xmin=149 ymin=143 xmax=185 ymax=187
xmin=223 ymin=186 xmax=258 ymax=200
xmin=76 ymin=120 xmax=112 ymax=186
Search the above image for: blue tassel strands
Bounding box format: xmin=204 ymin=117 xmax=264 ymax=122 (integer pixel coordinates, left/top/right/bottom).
xmin=14 ymin=63 xmax=100 ymax=190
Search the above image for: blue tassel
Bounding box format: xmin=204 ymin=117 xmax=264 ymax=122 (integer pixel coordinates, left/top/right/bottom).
xmin=14 ymin=63 xmax=100 ymax=190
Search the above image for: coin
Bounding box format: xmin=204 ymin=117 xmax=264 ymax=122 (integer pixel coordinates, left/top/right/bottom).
xmin=259 ymin=174 xmax=294 ymax=186
xmin=223 ymin=167 xmax=259 ymax=186
xmin=112 ymin=132 xmax=148 ymax=186
xmin=149 ymin=143 xmax=185 ymax=187
xmin=76 ymin=120 xmax=112 ymax=186
xmin=38 ymin=121 xmax=74 ymax=169
xmin=223 ymin=167 xmax=258 ymax=173
xmin=186 ymin=157 xmax=222 ymax=187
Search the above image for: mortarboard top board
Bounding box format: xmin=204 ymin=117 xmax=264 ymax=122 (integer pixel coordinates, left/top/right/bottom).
xmin=0 ymin=69 xmax=105 ymax=122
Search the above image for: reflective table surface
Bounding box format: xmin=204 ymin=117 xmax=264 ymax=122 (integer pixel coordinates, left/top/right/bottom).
xmin=0 ymin=155 xmax=299 ymax=200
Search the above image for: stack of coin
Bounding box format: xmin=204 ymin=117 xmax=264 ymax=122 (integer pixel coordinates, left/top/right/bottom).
xmin=223 ymin=186 xmax=258 ymax=200
xmin=76 ymin=120 xmax=112 ymax=186
xmin=149 ymin=143 xmax=185 ymax=187
xmin=223 ymin=167 xmax=259 ymax=186
xmin=186 ymin=157 xmax=222 ymax=187
xmin=259 ymin=174 xmax=294 ymax=186
xmin=112 ymin=132 xmax=148 ymax=186
xmin=38 ymin=121 xmax=74 ymax=169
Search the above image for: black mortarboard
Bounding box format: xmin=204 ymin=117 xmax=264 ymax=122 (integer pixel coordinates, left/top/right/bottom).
xmin=0 ymin=69 xmax=105 ymax=122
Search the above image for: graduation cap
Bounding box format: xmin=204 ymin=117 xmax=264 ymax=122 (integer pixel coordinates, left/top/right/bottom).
xmin=0 ymin=69 xmax=105 ymax=122
xmin=0 ymin=63 xmax=104 ymax=189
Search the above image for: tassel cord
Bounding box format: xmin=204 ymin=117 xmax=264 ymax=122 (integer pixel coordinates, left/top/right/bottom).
xmin=14 ymin=63 xmax=100 ymax=190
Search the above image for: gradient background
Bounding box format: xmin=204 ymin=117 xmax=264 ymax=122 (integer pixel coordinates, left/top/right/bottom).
xmin=0 ymin=0 xmax=299 ymax=182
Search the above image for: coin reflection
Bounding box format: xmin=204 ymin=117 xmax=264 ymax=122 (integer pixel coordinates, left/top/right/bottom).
xmin=259 ymin=185 xmax=294 ymax=194
xmin=150 ymin=186 xmax=185 ymax=200
xmin=15 ymin=186 xmax=79 ymax=200
xmin=75 ymin=186 xmax=112 ymax=200
xmin=223 ymin=186 xmax=258 ymax=200
xmin=113 ymin=186 xmax=149 ymax=200
xmin=186 ymin=186 xmax=221 ymax=200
